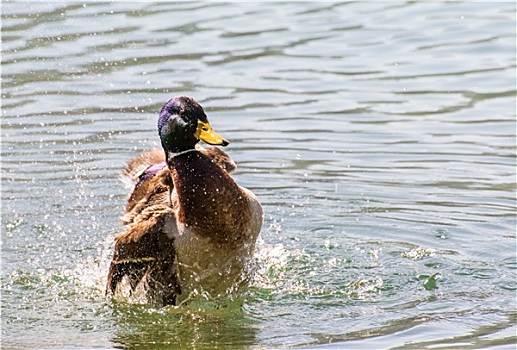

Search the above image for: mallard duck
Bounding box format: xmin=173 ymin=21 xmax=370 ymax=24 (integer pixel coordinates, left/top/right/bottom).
xmin=106 ymin=96 xmax=263 ymax=307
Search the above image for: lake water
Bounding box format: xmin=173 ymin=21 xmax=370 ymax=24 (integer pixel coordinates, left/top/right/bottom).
xmin=2 ymin=2 xmax=516 ymax=349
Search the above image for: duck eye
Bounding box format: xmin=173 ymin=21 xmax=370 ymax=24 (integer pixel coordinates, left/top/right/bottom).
xmin=167 ymin=106 xmax=181 ymax=115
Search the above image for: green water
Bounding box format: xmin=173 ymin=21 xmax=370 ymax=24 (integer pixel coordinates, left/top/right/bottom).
xmin=2 ymin=2 xmax=516 ymax=349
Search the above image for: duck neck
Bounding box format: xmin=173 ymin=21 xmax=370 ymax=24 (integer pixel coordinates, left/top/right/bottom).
xmin=166 ymin=148 xmax=197 ymax=161
xmin=168 ymin=150 xmax=249 ymax=245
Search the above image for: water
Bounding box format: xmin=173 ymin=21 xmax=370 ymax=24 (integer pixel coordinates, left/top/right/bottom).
xmin=2 ymin=2 xmax=516 ymax=349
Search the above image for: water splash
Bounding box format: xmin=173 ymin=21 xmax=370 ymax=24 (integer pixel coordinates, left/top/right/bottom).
xmin=71 ymin=235 xmax=114 ymax=298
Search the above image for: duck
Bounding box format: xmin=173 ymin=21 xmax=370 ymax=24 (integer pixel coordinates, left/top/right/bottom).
xmin=106 ymin=95 xmax=263 ymax=307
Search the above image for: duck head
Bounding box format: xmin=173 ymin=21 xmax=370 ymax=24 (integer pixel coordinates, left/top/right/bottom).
xmin=158 ymin=96 xmax=229 ymax=157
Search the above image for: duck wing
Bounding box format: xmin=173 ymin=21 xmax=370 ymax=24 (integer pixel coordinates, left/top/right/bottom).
xmin=106 ymin=204 xmax=180 ymax=306
xmin=121 ymin=166 xmax=172 ymax=225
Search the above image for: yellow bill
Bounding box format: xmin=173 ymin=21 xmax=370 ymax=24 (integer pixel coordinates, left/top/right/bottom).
xmin=195 ymin=120 xmax=230 ymax=146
